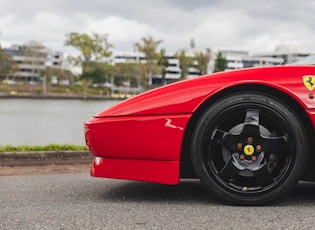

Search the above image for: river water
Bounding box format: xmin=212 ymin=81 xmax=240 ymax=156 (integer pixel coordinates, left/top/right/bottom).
xmin=0 ymin=98 xmax=120 ymax=146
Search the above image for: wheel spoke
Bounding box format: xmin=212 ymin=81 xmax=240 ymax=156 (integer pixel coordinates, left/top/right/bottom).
xmin=211 ymin=129 xmax=239 ymax=152
xmin=211 ymin=128 xmax=228 ymax=144
xmin=240 ymin=109 xmax=262 ymax=138
xmin=218 ymin=154 xmax=241 ymax=181
xmin=244 ymin=109 xmax=260 ymax=126
xmin=264 ymin=136 xmax=288 ymax=152
xmin=252 ymin=163 xmax=274 ymax=186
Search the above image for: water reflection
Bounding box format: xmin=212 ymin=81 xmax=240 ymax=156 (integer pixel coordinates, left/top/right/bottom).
xmin=0 ymin=99 xmax=120 ymax=145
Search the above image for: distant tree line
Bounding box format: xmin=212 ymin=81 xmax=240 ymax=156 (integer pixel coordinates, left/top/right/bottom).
xmin=0 ymin=31 xmax=228 ymax=89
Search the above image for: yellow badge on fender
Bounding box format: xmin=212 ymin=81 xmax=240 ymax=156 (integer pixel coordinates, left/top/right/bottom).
xmin=303 ymin=75 xmax=315 ymax=91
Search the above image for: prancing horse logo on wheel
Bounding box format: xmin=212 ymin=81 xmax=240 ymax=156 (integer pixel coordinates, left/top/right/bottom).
xmin=244 ymin=145 xmax=255 ymax=155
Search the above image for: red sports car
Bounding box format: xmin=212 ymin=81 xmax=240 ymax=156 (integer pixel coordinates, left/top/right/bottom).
xmin=84 ymin=54 xmax=315 ymax=205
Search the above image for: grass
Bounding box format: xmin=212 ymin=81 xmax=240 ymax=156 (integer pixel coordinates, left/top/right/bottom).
xmin=0 ymin=144 xmax=87 ymax=152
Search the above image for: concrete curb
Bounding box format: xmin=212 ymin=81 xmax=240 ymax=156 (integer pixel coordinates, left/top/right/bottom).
xmin=0 ymin=150 xmax=93 ymax=167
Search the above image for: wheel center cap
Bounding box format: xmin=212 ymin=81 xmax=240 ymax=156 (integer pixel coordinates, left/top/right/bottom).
xmin=244 ymin=145 xmax=255 ymax=155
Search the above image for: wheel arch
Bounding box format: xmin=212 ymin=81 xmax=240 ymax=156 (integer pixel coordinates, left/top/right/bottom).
xmin=180 ymin=84 xmax=315 ymax=180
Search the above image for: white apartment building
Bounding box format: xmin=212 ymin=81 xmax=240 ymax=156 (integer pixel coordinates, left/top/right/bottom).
xmin=221 ymin=50 xmax=283 ymax=70
xmin=163 ymin=56 xmax=181 ymax=80
xmin=114 ymin=52 xmax=146 ymax=64
xmin=253 ymin=44 xmax=311 ymax=64
xmin=113 ymin=50 xmax=205 ymax=85
xmin=3 ymin=45 xmax=62 ymax=84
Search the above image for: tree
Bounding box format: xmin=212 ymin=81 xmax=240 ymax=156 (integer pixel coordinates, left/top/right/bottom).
xmin=157 ymin=48 xmax=169 ymax=85
xmin=64 ymin=32 xmax=113 ymax=80
xmin=88 ymin=62 xmax=112 ymax=85
xmin=134 ymin=61 xmax=149 ymax=88
xmin=0 ymin=46 xmax=18 ymax=81
xmin=176 ymin=50 xmax=193 ymax=79
xmin=45 ymin=66 xmax=74 ymax=85
xmin=112 ymin=63 xmax=138 ymax=87
xmin=195 ymin=48 xmax=211 ymax=75
xmin=134 ymin=36 xmax=162 ymax=86
xmin=21 ymin=40 xmax=47 ymax=84
xmin=213 ymin=51 xmax=228 ymax=72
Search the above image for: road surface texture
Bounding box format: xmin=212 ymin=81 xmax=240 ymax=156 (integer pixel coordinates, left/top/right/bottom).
xmin=1 ymin=166 xmax=315 ymax=229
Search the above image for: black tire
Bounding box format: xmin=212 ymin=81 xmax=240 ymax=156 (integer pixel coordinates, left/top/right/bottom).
xmin=191 ymin=92 xmax=308 ymax=205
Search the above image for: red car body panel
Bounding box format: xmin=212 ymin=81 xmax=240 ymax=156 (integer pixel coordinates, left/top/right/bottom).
xmin=85 ymin=115 xmax=190 ymax=161
xmin=91 ymin=158 xmax=180 ymax=185
xmin=85 ymin=115 xmax=190 ymax=184
xmin=85 ymin=65 xmax=315 ymax=185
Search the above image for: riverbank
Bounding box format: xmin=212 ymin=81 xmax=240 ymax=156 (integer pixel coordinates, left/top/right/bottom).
xmin=0 ymin=93 xmax=129 ymax=100
xmin=0 ymin=83 xmax=138 ymax=100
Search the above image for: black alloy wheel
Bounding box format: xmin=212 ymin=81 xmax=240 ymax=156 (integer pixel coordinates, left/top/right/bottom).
xmin=191 ymin=93 xmax=308 ymax=205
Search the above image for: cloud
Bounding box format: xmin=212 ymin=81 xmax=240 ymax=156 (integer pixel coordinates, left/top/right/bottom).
xmin=86 ymin=16 xmax=156 ymax=51
xmin=1 ymin=0 xmax=315 ymax=55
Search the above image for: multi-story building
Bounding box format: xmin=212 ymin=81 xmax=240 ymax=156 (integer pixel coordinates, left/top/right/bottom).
xmin=113 ymin=50 xmax=206 ymax=85
xmin=220 ymin=50 xmax=283 ymax=71
xmin=114 ymin=51 xmax=180 ymax=85
xmin=253 ymin=45 xmax=310 ymax=64
xmin=2 ymin=44 xmax=62 ymax=84
xmin=151 ymin=54 xmax=182 ymax=85
xmin=114 ymin=52 xmax=146 ymax=64
xmin=219 ymin=45 xmax=312 ymax=71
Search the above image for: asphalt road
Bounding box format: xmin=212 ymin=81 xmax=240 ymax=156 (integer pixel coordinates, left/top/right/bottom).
xmin=1 ymin=173 xmax=315 ymax=229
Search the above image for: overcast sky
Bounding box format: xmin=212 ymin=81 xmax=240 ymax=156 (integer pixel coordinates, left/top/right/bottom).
xmin=1 ymin=0 xmax=314 ymax=56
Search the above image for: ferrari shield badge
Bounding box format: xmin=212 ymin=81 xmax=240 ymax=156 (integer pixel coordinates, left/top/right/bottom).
xmin=303 ymin=75 xmax=315 ymax=91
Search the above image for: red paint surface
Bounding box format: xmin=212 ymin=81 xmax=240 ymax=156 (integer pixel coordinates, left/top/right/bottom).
xmin=91 ymin=157 xmax=180 ymax=185
xmin=85 ymin=115 xmax=190 ymax=161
